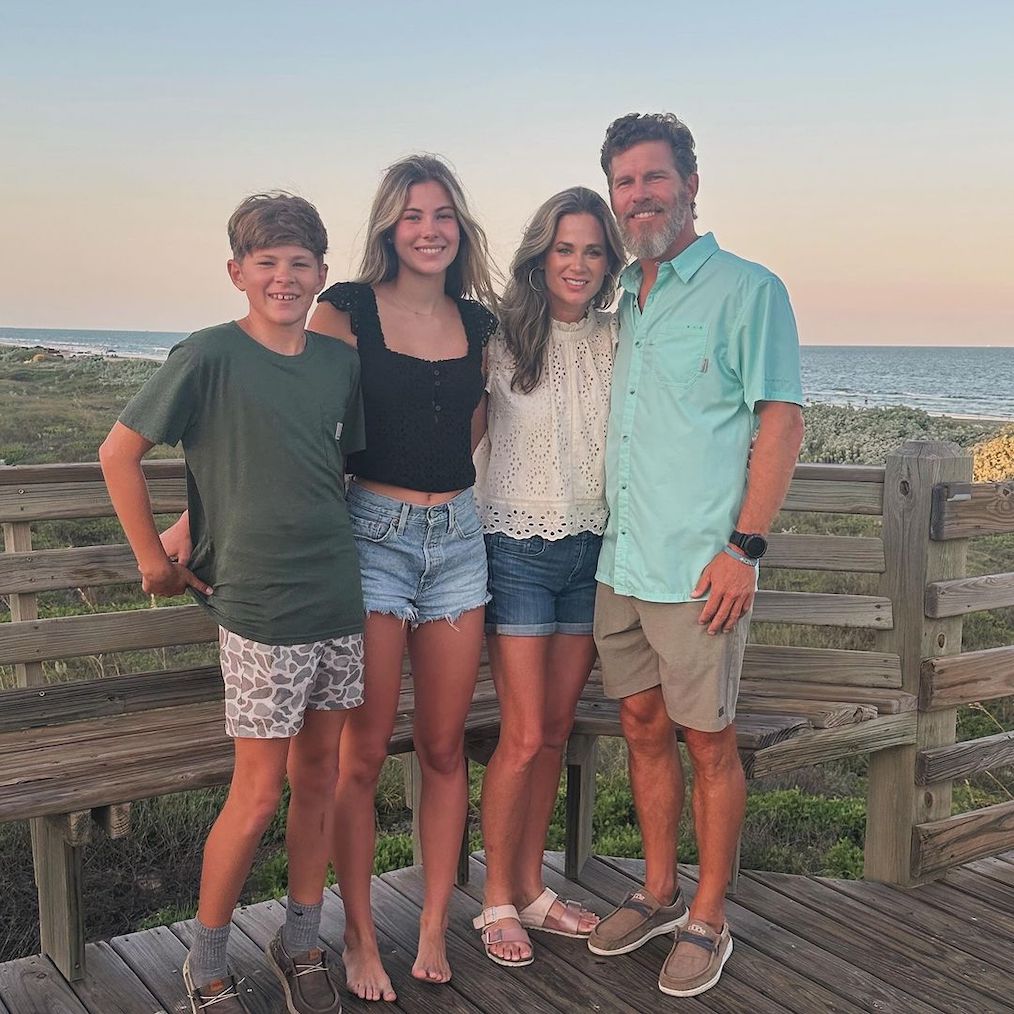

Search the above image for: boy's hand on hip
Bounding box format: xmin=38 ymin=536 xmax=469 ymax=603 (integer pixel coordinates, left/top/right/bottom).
xmin=141 ymin=560 xmax=213 ymax=598
xmin=691 ymin=551 xmax=755 ymax=635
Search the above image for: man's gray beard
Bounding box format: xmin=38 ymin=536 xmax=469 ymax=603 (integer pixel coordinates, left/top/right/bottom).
xmin=621 ymin=197 xmax=689 ymax=260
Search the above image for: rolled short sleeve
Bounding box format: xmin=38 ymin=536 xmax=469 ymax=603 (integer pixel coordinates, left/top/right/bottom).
xmin=730 ymin=275 xmax=804 ymax=413
xmin=339 ymin=363 xmax=366 ymax=458
xmin=118 ymin=341 xmax=202 ymax=447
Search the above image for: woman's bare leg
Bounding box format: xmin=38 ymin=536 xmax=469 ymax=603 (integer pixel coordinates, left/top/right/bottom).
xmin=407 ymin=607 xmax=484 ymax=982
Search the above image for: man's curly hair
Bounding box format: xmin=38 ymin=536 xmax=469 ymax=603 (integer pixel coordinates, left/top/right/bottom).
xmin=600 ymin=112 xmax=697 ymax=184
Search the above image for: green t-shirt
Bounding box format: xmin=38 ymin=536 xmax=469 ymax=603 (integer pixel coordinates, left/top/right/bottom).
xmin=120 ymin=322 xmax=366 ymax=644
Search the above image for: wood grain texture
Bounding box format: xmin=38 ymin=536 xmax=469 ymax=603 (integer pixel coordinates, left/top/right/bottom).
xmin=763 ymin=533 xmax=885 ymax=572
xmin=916 ymin=731 xmax=1014 ymax=784
xmin=866 ymin=440 xmax=971 ymax=887
xmin=913 ymin=799 xmax=1014 ymax=877
xmin=0 ymin=665 xmax=222 ymax=734
xmin=920 ymin=645 xmax=1014 ymax=710
xmin=924 ymin=570 xmax=1014 ymax=617
xmin=0 ymin=544 xmax=139 ymax=594
xmin=781 ymin=479 xmax=884 ymax=515
xmin=738 ymin=680 xmax=916 ymax=714
xmin=0 ymin=955 xmax=85 ymax=1013
xmin=0 ymin=604 xmax=217 ymax=664
xmin=736 ymin=694 xmax=876 ymax=728
xmin=0 ymin=478 xmax=186 ymax=522
xmin=931 ymin=480 xmax=1014 ymax=539
xmin=742 ymin=643 xmax=902 ymax=687
xmin=754 ymin=590 xmax=893 ymax=628
xmin=0 ymin=459 xmax=184 ymax=485
xmin=743 ymin=713 xmax=917 ymax=778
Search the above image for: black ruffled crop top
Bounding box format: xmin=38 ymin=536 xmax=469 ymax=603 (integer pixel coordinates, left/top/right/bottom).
xmin=317 ymin=282 xmax=497 ymax=493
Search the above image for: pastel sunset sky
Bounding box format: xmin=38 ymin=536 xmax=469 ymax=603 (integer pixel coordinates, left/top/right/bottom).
xmin=3 ymin=0 xmax=1012 ymax=345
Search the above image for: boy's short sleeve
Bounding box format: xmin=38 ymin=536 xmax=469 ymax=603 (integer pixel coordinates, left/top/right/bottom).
xmin=339 ymin=362 xmax=366 ymax=458
xmin=118 ymin=341 xmax=202 ymax=446
xmin=728 ymin=275 xmax=804 ymax=413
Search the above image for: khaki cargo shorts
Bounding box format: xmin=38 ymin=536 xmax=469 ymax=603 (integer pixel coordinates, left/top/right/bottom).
xmin=593 ymin=583 xmax=751 ymax=733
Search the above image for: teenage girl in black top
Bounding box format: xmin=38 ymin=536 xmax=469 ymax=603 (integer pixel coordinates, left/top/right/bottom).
xmin=309 ymin=155 xmax=497 ymax=1001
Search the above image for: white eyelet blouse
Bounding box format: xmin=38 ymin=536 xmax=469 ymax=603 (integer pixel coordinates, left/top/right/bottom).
xmin=476 ymin=308 xmax=617 ymax=540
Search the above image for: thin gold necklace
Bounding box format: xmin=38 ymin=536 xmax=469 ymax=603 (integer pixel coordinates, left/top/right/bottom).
xmin=378 ymin=290 xmax=443 ymax=318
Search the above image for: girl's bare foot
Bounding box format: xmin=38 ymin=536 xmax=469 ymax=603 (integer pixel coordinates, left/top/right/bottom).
xmin=342 ymin=937 xmax=397 ymax=1002
xmin=411 ymin=920 xmax=452 ymax=984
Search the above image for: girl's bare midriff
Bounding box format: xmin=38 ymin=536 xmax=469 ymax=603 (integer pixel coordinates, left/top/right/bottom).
xmin=354 ymin=478 xmax=462 ymax=506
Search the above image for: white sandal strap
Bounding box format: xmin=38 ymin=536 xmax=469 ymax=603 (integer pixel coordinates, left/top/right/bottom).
xmin=518 ymin=887 xmax=559 ymax=923
xmin=472 ymin=904 xmax=522 ymax=930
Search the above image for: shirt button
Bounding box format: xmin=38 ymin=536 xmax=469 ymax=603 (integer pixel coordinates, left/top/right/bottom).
xmin=629 ymin=388 xmax=635 ymax=395
xmin=433 ymin=366 xmax=440 ymax=375
xmin=621 ymin=484 xmax=627 ymax=490
xmin=634 ymin=341 xmax=643 ymax=348
xmin=620 ymin=529 xmax=627 ymax=536
xmin=435 ymin=405 xmax=442 ymax=412
xmin=622 ymin=435 xmax=629 ymax=442
xmin=434 ymin=379 xmax=441 ymax=387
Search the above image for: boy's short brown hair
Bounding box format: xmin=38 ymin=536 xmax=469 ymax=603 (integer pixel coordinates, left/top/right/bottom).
xmin=227 ymin=191 xmax=328 ymax=260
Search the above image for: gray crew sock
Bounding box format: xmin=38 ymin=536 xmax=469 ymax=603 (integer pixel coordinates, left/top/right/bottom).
xmin=188 ymin=919 xmax=231 ymax=987
xmin=282 ymin=896 xmax=323 ymax=955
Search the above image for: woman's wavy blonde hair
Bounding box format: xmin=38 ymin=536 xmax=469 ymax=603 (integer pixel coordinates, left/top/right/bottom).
xmin=356 ymin=154 xmax=498 ymax=311
xmin=500 ymin=186 xmax=624 ymax=393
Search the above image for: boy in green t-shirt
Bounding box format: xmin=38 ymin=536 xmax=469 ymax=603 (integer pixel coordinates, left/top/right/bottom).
xmin=100 ymin=193 xmax=363 ymax=1014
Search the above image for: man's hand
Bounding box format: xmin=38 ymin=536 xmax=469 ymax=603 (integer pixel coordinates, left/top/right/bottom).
xmin=160 ymin=512 xmax=192 ymax=566
xmin=141 ymin=558 xmax=212 ymax=598
xmin=691 ymin=550 xmax=756 ymax=634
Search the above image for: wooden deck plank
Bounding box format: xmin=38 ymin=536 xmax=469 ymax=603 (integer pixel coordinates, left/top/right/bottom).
xmin=460 ymin=856 xmax=721 ymax=1013
xmin=749 ymin=869 xmax=1014 ymax=1009
xmin=0 ymin=953 xmax=88 ymax=1013
xmin=594 ymin=858 xmax=954 ymax=1014
xmin=472 ymin=855 xmax=795 ymax=1014
xmin=171 ymin=907 xmax=285 ymax=1014
xmin=823 ymin=876 xmax=1014 ymax=974
xmin=941 ymin=866 xmax=1014 ymax=917
xmin=892 ymin=879 xmax=1014 ymax=945
xmin=66 ymin=940 xmax=166 ymax=1014
xmin=966 ymin=855 xmax=1014 ymax=890
xmin=382 ymin=865 xmax=640 ymax=1014
xmin=314 ymin=888 xmax=479 ymax=1013
xmin=108 ymin=925 xmax=192 ymax=1014
xmin=567 ymin=854 xmax=885 ymax=1014
xmin=733 ymin=869 xmax=1009 ymax=1014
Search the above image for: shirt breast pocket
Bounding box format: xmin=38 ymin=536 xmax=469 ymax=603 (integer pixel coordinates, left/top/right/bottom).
xmin=653 ymin=322 xmax=710 ymax=392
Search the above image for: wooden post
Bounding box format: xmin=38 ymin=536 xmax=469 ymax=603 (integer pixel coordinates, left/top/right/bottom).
xmin=3 ymin=521 xmax=86 ymax=980
xmin=400 ymin=752 xmax=423 ymax=866
xmin=564 ymin=734 xmax=597 ymax=880
xmin=864 ymin=441 xmax=971 ymax=886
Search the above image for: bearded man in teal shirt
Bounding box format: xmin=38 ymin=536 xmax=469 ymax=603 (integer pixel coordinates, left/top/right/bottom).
xmin=587 ymin=113 xmax=805 ymax=998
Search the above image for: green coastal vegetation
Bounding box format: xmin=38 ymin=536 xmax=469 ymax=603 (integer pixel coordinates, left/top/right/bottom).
xmin=1 ymin=344 xmax=1012 ymax=962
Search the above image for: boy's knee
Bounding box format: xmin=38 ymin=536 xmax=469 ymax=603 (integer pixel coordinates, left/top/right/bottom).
xmin=417 ymin=741 xmax=464 ymax=778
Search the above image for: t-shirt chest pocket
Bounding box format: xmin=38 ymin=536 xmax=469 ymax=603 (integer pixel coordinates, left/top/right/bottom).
xmin=651 ymin=322 xmax=710 ymax=391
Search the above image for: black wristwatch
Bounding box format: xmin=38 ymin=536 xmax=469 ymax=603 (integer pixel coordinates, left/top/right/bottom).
xmin=729 ymin=530 xmax=768 ymax=560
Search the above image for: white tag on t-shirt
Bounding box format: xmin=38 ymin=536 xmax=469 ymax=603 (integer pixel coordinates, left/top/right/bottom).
xmin=335 ymin=422 xmax=343 ymax=439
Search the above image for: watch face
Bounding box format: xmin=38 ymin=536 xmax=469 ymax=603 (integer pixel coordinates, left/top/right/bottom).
xmin=744 ymin=534 xmax=768 ymax=559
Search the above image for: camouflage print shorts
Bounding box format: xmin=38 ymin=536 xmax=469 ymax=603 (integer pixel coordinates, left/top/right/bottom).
xmin=218 ymin=628 xmax=365 ymax=739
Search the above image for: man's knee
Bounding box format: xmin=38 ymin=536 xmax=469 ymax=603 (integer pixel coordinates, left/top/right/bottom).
xmin=620 ymin=690 xmax=675 ymax=752
xmin=684 ymin=725 xmax=742 ymax=780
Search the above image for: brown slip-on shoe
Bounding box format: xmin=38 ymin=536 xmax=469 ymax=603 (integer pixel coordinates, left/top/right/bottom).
xmin=587 ymin=886 xmax=689 ymax=956
xmin=658 ymin=920 xmax=733 ymax=997
xmin=182 ymin=954 xmax=253 ymax=1013
xmin=266 ymin=929 xmax=342 ymax=1014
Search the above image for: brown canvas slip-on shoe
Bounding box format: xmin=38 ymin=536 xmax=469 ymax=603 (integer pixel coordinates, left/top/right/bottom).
xmin=658 ymin=920 xmax=733 ymax=997
xmin=182 ymin=954 xmax=253 ymax=1013
xmin=266 ymin=929 xmax=343 ymax=1014
xmin=587 ymin=886 xmax=689 ymax=956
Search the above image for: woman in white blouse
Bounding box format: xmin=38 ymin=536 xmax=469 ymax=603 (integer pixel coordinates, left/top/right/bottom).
xmin=472 ymin=187 xmax=625 ymax=966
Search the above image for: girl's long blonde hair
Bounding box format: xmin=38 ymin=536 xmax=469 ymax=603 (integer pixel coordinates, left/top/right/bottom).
xmin=357 ymin=154 xmax=498 ymax=312
xmin=500 ymin=186 xmax=624 ymax=393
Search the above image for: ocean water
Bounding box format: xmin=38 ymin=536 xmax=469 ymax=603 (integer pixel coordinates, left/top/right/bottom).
xmin=2 ymin=327 xmax=1012 ymax=420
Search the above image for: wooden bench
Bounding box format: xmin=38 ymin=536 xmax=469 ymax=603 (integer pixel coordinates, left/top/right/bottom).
xmin=1 ymin=454 xmax=934 ymax=979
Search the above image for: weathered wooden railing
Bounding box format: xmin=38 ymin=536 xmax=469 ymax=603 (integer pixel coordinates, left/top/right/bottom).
xmin=2 ymin=440 xmax=1012 ymax=982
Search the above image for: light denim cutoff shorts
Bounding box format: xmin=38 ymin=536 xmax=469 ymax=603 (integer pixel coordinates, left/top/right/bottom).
xmin=347 ymin=484 xmax=490 ymax=626
xmin=485 ymin=530 xmax=602 ymax=636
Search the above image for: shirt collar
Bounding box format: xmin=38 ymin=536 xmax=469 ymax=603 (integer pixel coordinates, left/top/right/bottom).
xmin=619 ymin=232 xmax=720 ymax=293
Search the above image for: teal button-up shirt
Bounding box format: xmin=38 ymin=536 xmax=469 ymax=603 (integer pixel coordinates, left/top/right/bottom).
xmin=596 ymin=232 xmax=803 ymax=602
